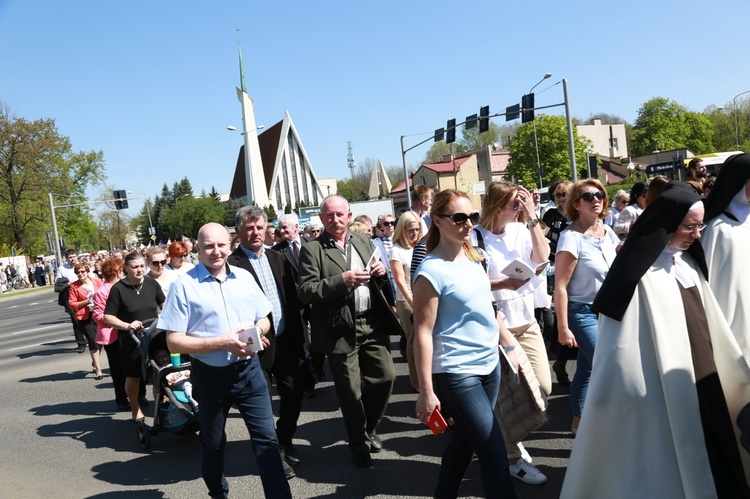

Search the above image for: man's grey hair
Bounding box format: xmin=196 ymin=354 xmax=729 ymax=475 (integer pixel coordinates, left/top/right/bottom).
xmin=278 ymin=213 xmax=299 ymax=226
xmin=321 ymin=194 xmax=349 ymax=212
xmin=234 ymin=205 xmax=267 ymax=228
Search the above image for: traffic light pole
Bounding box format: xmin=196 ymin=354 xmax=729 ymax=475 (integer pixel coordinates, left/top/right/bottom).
xmin=400 ymin=79 xmax=577 ymax=203
xmin=47 ymin=195 xmax=121 ymax=267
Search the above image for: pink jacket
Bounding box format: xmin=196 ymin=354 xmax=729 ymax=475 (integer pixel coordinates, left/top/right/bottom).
xmin=92 ymin=282 xmax=117 ymax=345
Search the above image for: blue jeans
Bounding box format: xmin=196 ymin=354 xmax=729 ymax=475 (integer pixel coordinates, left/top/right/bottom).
xmin=433 ymin=363 xmax=517 ymax=499
xmin=568 ymin=301 xmax=598 ymax=417
xmin=192 ymin=357 xmax=291 ymax=499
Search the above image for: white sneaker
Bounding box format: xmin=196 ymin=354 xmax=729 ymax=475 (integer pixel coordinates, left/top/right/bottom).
xmin=508 ymin=458 xmax=548 ymax=485
xmin=518 ymin=443 xmax=532 ymax=463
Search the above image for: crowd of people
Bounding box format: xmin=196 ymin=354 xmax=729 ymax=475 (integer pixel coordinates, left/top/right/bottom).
xmin=44 ymin=153 xmax=750 ymax=498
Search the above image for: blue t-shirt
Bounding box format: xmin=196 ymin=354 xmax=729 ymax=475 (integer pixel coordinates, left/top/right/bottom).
xmin=414 ymin=255 xmax=499 ymax=375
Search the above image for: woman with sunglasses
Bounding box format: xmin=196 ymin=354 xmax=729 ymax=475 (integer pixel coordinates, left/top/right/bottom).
xmin=414 ymin=189 xmax=519 ymax=498
xmin=562 ymin=182 xmax=750 ymax=498
xmin=554 ymin=179 xmax=619 ymax=436
xmin=68 ymin=263 xmax=104 ymax=378
xmin=165 ymin=241 xmax=194 ymax=275
xmin=613 ymin=181 xmax=647 ymax=239
xmin=474 ymin=181 xmax=550 ymax=485
xmin=146 ymin=247 xmax=178 ymax=296
xmin=389 ymin=211 xmax=423 ymax=392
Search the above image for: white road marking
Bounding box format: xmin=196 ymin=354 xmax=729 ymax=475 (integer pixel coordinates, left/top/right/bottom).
xmin=11 ymin=324 xmax=64 ymax=335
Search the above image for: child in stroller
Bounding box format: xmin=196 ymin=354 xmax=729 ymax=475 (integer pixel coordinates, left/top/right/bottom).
xmin=153 ymin=348 xmax=199 ymax=411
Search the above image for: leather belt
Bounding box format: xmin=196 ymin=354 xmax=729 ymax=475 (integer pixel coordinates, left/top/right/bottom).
xmin=193 ymin=357 xmax=252 ymax=372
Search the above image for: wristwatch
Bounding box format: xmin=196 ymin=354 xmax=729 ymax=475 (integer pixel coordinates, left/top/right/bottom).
xmin=528 ymin=218 xmax=540 ymax=229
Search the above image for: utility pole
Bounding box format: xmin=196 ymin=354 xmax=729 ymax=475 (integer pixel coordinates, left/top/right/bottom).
xmin=347 ymin=141 xmax=356 ymax=179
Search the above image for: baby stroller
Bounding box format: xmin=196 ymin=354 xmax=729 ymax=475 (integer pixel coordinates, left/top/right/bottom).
xmin=131 ymin=319 xmax=200 ymax=450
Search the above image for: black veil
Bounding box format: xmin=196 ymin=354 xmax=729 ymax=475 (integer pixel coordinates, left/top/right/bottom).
xmin=592 ymin=182 xmax=708 ymax=321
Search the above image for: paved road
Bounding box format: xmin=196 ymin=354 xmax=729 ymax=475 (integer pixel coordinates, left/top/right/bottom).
xmin=0 ymin=288 xmax=574 ymax=498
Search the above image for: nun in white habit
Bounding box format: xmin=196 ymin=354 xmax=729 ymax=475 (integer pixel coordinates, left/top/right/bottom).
xmin=702 ymin=153 xmax=750 ymax=361
xmin=561 ymin=182 xmax=750 ymax=499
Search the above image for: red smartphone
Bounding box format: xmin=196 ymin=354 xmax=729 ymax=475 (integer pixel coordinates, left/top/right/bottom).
xmin=427 ymin=408 xmax=448 ymax=435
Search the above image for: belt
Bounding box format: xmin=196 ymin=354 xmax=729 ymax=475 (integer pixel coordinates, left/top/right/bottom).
xmin=193 ymin=357 xmax=253 ymax=372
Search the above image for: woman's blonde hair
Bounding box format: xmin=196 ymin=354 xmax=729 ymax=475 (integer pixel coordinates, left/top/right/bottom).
xmin=478 ymin=181 xmax=526 ymax=233
xmin=393 ymin=211 xmax=422 ymax=248
xmin=565 ymin=179 xmax=609 ymax=221
xmin=426 ymin=189 xmax=483 ymax=262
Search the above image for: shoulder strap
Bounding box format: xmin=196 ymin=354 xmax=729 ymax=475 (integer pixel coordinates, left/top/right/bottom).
xmin=473 ymin=227 xmax=485 ymax=250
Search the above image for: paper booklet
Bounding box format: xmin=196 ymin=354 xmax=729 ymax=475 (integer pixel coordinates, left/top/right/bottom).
xmin=500 ymin=258 xmax=549 ymax=280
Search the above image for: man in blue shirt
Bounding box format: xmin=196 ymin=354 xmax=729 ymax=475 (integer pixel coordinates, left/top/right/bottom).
xmin=160 ymin=223 xmax=291 ymax=499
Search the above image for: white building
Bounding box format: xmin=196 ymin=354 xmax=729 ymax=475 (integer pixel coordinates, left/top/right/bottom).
xmin=576 ymin=119 xmax=628 ymax=159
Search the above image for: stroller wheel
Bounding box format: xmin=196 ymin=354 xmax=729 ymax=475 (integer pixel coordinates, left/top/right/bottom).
xmin=136 ymin=422 xmax=151 ymax=450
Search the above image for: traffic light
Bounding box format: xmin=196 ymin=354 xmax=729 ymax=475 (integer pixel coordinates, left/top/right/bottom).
xmin=466 ymin=114 xmax=478 ymax=130
xmin=434 ymin=128 xmax=445 ymax=143
xmin=588 ymin=154 xmax=598 ymax=179
xmin=521 ymin=93 xmax=535 ymax=123
xmin=446 ymin=119 xmax=456 ymax=144
xmin=506 ymin=104 xmax=520 ymax=121
xmin=479 ymin=105 xmax=490 ymax=133
xmin=113 ymin=190 xmax=128 ymax=210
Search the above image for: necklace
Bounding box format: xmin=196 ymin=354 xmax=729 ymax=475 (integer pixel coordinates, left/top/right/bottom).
xmin=133 ymin=281 xmax=144 ymax=295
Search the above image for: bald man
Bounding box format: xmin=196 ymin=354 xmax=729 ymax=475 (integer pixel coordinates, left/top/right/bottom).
xmin=160 ymin=223 xmax=291 ymax=499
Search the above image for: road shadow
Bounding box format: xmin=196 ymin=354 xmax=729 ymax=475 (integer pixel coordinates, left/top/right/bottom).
xmin=16 ymin=340 xmax=82 ymax=360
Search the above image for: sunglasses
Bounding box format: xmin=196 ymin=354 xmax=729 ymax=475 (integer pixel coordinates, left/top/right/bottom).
xmin=555 ymin=192 xmax=567 ymax=198
xmin=382 ymin=221 xmax=396 ymax=227
xmin=579 ymin=191 xmax=606 ymax=202
xmin=150 ymin=260 xmax=167 ymax=266
xmin=173 ymin=254 xmax=188 ymax=258
xmin=436 ymin=211 xmax=480 ymax=225
xmin=311 ymin=229 xmax=321 ymax=234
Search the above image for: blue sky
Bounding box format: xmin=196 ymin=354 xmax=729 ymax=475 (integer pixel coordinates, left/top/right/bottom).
xmin=2 ymin=0 xmax=749 ymax=215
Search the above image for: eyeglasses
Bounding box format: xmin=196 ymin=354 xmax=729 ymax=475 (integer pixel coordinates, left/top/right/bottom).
xmin=435 ymin=211 xmax=480 ymax=226
xmin=680 ymin=223 xmax=707 ymax=232
xmin=555 ymin=192 xmax=567 ymax=199
xmin=382 ymin=221 xmax=396 ymax=227
xmin=311 ymin=229 xmax=321 ymax=234
xmin=150 ymin=260 xmax=167 ymax=266
xmin=579 ymin=191 xmax=606 ymax=203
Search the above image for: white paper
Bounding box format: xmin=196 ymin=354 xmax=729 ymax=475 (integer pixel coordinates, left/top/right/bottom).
xmin=366 ymin=246 xmax=382 ymax=273
xmin=499 ymin=344 xmax=520 ymax=386
xmin=500 ymin=258 xmax=548 ymax=280
xmin=238 ymin=326 xmax=264 ymax=352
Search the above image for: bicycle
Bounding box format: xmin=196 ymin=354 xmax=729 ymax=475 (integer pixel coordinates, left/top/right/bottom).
xmin=9 ymin=275 xmax=30 ymax=290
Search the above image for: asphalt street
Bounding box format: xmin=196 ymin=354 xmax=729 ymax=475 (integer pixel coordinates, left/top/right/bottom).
xmin=0 ymin=287 xmax=574 ymax=498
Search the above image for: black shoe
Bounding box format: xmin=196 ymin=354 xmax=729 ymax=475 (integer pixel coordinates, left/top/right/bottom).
xmin=367 ymin=432 xmax=383 ymax=453
xmin=282 ymin=459 xmax=296 ymax=479
xmin=352 ymin=449 xmax=372 ymax=468
xmin=74 ymin=345 xmax=86 ymax=354
xmin=281 ymin=443 xmax=300 ymax=466
xmin=117 ymin=402 xmax=131 ymax=412
xmin=553 ymin=360 xmax=571 ymax=386
xmin=138 ymin=397 xmax=150 ymax=408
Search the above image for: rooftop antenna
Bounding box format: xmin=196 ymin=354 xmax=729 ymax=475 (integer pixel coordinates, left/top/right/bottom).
xmin=347 ymin=141 xmax=356 ymax=179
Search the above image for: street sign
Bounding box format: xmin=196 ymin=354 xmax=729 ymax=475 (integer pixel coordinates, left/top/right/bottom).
xmin=150 ymin=235 xmax=156 ymax=241
xmin=299 ymin=207 xmax=321 ymax=217
xmin=646 ymin=162 xmax=675 ymax=175
xmin=506 ymin=104 xmax=520 ymax=121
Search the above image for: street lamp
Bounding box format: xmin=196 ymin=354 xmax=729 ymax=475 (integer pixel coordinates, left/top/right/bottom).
xmin=530 ymin=73 xmax=552 ymax=188
xmin=733 ymin=90 xmax=750 ymax=150
xmin=227 ymin=125 xmax=264 ymax=134
xmin=128 ymin=191 xmax=155 ymax=243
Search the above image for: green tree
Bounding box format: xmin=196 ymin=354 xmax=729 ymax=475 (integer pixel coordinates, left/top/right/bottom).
xmin=458 ymin=122 xmax=502 ymax=151
xmin=162 ymin=196 xmax=224 ymax=240
xmin=335 ymin=179 xmax=368 ymax=202
xmin=264 ymin=204 xmax=277 ymax=223
xmin=423 ymin=141 xmax=455 ymax=164
xmin=222 ymin=198 xmax=246 ymax=228
xmin=631 ymin=97 xmax=715 ymax=156
xmin=0 ymin=105 xmax=106 ymax=255
xmin=172 ymin=177 xmax=194 ymax=203
xmin=507 ymin=114 xmax=592 ymax=187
